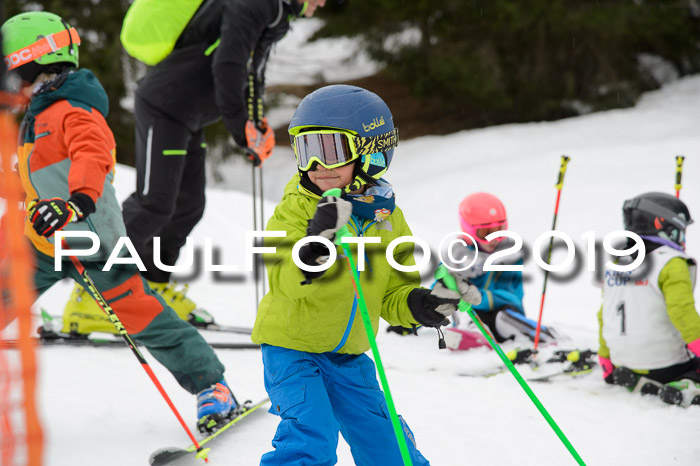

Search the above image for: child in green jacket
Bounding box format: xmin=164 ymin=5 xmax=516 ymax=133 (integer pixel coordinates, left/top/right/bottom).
xmin=252 ymin=85 xmax=480 ymax=465
xmin=598 ymin=192 xmax=700 ymax=407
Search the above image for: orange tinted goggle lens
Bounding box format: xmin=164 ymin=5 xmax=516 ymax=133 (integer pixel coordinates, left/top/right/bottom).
xmin=475 ymin=225 xmax=504 ymax=241
xmin=294 ymin=132 xmax=355 ymax=170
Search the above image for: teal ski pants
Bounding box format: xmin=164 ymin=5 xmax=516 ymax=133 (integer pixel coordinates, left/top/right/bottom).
xmin=32 ymin=248 xmax=225 ymax=393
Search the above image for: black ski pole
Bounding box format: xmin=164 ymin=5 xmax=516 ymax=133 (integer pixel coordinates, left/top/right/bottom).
xmin=249 ymin=151 xmax=266 ymax=305
xmin=258 ymin=164 xmax=266 ymax=295
xmin=251 ymin=161 xmax=260 ymax=308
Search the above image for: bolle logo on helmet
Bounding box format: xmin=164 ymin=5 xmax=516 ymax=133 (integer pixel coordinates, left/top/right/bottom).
xmin=4 ymin=49 xmax=33 ymax=68
xmin=362 ymin=116 xmax=386 ymax=133
xmin=367 ymin=153 xmax=385 ymax=167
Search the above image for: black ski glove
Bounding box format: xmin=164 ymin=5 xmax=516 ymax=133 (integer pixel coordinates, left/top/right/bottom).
xmin=407 ymin=284 xmax=461 ymax=328
xmin=298 ymin=194 xmax=353 ymax=281
xmin=307 ymin=194 xmax=353 ymax=241
xmin=27 ymin=192 xmax=95 ymax=238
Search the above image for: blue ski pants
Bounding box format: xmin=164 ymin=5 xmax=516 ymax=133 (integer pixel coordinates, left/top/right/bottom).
xmin=260 ymin=344 xmax=429 ymax=466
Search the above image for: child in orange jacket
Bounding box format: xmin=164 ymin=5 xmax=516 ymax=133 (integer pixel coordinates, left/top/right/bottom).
xmin=2 ymin=11 xmax=236 ymax=432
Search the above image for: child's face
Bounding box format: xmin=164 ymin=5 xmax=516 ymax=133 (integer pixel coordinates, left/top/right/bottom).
xmin=302 ymin=0 xmax=327 ymax=17
xmin=480 ymin=240 xmax=499 ymax=253
xmin=307 ymin=162 xmax=355 ymax=192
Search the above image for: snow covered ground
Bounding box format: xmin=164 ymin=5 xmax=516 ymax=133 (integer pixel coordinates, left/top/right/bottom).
xmin=15 ymin=73 xmax=699 ymax=466
xmin=4 ymin=18 xmax=700 ymax=466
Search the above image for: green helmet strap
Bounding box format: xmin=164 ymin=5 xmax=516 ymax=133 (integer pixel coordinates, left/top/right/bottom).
xmin=344 ymin=175 xmax=369 ymax=195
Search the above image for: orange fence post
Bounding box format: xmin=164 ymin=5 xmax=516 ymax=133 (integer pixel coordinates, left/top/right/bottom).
xmin=1 ymin=90 xmax=43 ymax=465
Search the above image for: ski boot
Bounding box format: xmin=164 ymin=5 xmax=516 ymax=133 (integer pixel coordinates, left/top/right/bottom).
xmin=146 ymin=280 xmax=215 ymax=327
xmin=61 ymin=282 xmax=116 ymax=335
xmin=196 ymin=380 xmax=238 ymax=433
xmin=60 ymin=281 xmax=215 ymax=336
xmin=506 ymin=348 xmax=537 ymax=365
xmin=612 ymin=367 xmax=662 ymax=396
xmin=546 ymin=349 xmax=597 ymax=374
xmin=658 ymin=379 xmax=700 ymax=407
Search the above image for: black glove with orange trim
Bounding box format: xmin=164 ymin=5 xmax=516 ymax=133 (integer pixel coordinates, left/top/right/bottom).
xmin=27 ymin=192 xmax=95 ymax=237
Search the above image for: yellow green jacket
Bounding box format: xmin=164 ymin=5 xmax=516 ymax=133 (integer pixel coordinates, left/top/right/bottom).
xmin=251 ymin=174 xmax=421 ymax=354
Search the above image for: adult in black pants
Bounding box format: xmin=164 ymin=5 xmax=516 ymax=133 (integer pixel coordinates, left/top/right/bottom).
xmin=119 ymin=0 xmax=326 ymax=312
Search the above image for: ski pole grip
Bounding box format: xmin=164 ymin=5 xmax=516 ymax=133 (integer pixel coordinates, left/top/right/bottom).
xmin=244 ymin=147 xmax=262 ymax=167
xmin=322 ymin=188 xmax=342 ymax=197
xmin=675 ymin=155 xmax=685 ymax=191
xmin=435 ymin=264 xmax=471 ymax=313
xmin=554 ymin=155 xmax=570 ymax=190
xmin=321 ymin=188 xmax=353 ymax=245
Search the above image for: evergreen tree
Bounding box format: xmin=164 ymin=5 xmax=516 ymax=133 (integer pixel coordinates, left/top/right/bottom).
xmin=316 ymin=0 xmax=700 ymax=126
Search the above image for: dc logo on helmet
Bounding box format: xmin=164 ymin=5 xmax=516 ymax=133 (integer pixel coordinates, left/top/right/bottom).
xmin=4 ymin=49 xmax=32 ymax=67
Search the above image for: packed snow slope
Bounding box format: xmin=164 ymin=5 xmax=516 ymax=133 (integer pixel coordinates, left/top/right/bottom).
xmin=22 ymin=71 xmax=700 ymax=466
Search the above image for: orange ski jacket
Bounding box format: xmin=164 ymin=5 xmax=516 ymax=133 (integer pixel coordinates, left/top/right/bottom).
xmin=17 ymin=69 xmax=125 ymax=260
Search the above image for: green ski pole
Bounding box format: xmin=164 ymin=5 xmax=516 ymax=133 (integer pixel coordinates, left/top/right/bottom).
xmin=435 ymin=264 xmax=586 ymax=465
xmin=322 ymin=188 xmax=413 ymax=466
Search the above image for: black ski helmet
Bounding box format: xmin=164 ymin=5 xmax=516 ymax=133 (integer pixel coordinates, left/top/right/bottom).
xmin=623 ymin=192 xmax=693 ymax=248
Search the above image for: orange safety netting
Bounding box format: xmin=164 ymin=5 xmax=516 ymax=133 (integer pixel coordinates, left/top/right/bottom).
xmin=0 ymin=90 xmax=43 ymax=466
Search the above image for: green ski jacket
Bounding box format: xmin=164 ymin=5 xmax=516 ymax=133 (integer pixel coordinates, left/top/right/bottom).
xmin=252 ymin=174 xmax=422 ymax=354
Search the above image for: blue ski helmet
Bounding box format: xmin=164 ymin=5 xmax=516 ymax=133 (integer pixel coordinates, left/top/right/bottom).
xmin=289 ymin=84 xmax=398 ymax=193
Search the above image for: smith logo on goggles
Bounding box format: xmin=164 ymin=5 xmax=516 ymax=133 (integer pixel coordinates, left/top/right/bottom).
xmin=293 ymin=128 xmax=399 ymax=171
xmin=3 ymin=27 xmax=81 ymax=70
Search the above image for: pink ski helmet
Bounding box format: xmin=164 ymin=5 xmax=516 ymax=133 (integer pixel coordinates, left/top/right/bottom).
xmin=459 ymin=192 xmax=508 ymax=245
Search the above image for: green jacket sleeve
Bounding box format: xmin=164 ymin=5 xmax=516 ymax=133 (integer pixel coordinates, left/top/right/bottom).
xmin=264 ymin=195 xmax=328 ymax=300
xmin=660 ymin=257 xmax=700 ymax=343
xmin=379 ymin=211 xmax=422 ymax=328
xmin=597 ymin=303 xmax=610 ymax=359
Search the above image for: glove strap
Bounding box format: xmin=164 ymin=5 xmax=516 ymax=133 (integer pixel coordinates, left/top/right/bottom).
xmin=67 ymin=192 xmax=96 ymax=221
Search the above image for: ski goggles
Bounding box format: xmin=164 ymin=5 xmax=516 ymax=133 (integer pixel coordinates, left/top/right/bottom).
xmin=292 ymin=127 xmax=399 ymax=171
xmin=3 ymin=27 xmax=81 ymax=71
xmin=460 ymin=218 xmax=507 ymax=244
xmin=622 ymin=197 xmax=693 ymax=230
